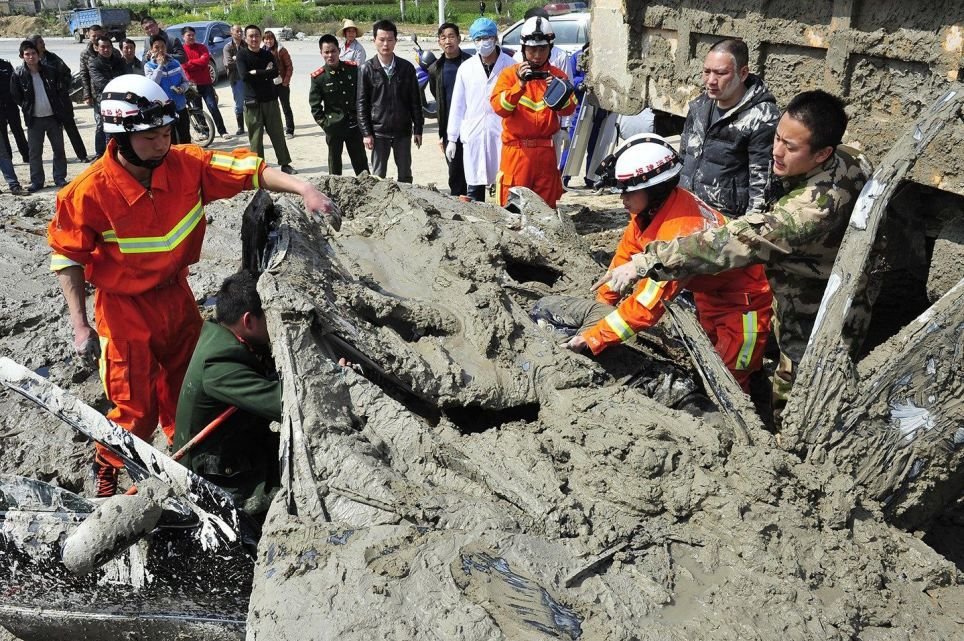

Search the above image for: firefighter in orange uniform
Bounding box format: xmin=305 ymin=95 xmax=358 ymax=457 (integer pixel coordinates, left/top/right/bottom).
xmin=490 ymin=16 xmax=576 ymax=208
xmin=48 ymin=74 xmax=340 ymax=497
xmin=531 ymin=134 xmax=773 ymax=390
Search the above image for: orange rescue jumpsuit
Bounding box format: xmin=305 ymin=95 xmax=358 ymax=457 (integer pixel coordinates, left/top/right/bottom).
xmin=48 ymin=138 xmax=266 ymax=468
xmin=584 ymin=188 xmax=773 ymax=390
xmin=490 ymin=63 xmax=577 ymax=208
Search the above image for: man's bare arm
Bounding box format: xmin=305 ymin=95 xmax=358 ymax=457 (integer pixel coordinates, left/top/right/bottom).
xmin=56 ymin=266 xmax=99 ymax=357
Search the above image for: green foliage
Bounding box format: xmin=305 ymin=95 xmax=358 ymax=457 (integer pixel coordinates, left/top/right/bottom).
xmin=65 ymin=0 xmax=541 ymax=32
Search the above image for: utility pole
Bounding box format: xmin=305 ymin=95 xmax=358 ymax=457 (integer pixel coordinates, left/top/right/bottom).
xmin=438 ymin=0 xmax=445 ymax=26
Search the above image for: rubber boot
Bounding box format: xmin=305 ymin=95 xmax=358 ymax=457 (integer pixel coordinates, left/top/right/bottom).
xmin=235 ymin=113 xmax=245 ymax=136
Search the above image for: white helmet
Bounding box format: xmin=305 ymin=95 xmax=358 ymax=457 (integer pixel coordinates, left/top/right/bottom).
xmin=519 ymin=16 xmax=555 ymax=47
xmin=602 ymin=134 xmax=682 ymax=192
xmin=100 ymin=74 xmax=176 ymax=134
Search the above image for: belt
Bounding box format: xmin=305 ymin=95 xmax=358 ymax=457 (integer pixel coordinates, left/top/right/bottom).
xmin=505 ymin=138 xmax=553 ymax=148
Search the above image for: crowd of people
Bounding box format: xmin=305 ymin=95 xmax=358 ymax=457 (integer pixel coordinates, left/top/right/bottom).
xmin=40 ymin=10 xmax=875 ymax=512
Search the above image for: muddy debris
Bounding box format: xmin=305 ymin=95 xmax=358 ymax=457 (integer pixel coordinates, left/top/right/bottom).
xmin=0 ymin=176 xmax=962 ymax=640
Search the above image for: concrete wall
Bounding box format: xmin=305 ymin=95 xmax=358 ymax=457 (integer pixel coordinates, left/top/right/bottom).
xmin=588 ymin=0 xmax=964 ymax=195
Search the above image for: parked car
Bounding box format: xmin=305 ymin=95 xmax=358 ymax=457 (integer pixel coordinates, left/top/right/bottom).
xmin=499 ymin=10 xmax=590 ymax=55
xmin=166 ymin=20 xmax=232 ymax=84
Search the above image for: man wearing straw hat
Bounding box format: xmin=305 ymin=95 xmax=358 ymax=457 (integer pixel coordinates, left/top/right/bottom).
xmin=338 ymin=19 xmax=366 ymax=65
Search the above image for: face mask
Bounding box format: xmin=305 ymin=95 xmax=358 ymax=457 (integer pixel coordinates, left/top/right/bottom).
xmin=477 ymin=39 xmax=496 ymax=57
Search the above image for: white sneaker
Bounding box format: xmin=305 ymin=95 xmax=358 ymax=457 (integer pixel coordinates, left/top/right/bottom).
xmin=221 ymin=132 xmax=235 ymax=140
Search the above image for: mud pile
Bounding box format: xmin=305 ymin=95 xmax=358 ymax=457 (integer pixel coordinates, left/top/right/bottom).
xmin=242 ymin=178 xmax=961 ymax=640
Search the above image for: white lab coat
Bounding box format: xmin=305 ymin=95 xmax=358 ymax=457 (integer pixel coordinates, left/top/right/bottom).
xmin=447 ymin=50 xmax=516 ymax=186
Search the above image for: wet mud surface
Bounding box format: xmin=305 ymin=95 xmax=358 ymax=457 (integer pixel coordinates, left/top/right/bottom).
xmin=1 ymin=178 xmax=962 ymax=639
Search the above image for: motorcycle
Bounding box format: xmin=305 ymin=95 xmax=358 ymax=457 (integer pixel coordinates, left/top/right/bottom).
xmin=411 ymin=34 xmax=438 ymax=119
xmin=184 ymin=84 xmax=216 ymax=148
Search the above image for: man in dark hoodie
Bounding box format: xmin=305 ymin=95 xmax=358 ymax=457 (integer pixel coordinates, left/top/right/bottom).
xmin=678 ymin=38 xmax=780 ymax=218
xmin=427 ymin=22 xmax=471 ymax=196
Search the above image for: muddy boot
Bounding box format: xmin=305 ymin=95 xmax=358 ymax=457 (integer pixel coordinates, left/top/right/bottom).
xmin=234 ymin=113 xmax=245 ymax=137
xmin=94 ymin=458 xmax=119 ymax=498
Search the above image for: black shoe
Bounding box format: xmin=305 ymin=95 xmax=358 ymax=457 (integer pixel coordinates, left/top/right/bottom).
xmin=55 ymin=180 xmax=68 ymax=188
xmin=77 ymin=156 xmax=90 ymax=163
xmin=280 ymin=165 xmax=297 ymax=175
xmin=94 ymin=460 xmax=119 ymax=498
xmin=234 ymin=128 xmax=245 ymax=136
xmin=8 ymin=185 xmax=25 ymax=196
xmin=26 ymin=184 xmax=42 ymax=193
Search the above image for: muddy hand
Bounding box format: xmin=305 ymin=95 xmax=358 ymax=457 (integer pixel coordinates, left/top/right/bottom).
xmin=564 ymin=335 xmax=588 ymax=353
xmin=590 ymin=271 xmax=612 ymax=292
xmin=607 ymin=261 xmax=640 ymax=295
xmin=303 ymin=188 xmax=342 ymax=231
xmin=74 ymin=327 xmax=101 ymax=365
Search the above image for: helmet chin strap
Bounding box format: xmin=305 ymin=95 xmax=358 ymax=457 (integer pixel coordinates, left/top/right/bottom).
xmin=113 ymin=132 xmax=168 ymax=170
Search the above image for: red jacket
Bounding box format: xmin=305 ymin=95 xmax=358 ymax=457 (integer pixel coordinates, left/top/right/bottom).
xmin=182 ymin=42 xmax=213 ymax=86
xmin=49 ymin=140 xmax=265 ymax=295
xmin=582 ymin=188 xmax=772 ymax=355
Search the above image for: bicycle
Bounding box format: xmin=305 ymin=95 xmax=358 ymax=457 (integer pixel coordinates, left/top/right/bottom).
xmin=184 ymin=85 xmax=216 ymax=148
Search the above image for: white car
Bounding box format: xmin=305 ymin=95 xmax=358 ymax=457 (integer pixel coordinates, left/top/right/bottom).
xmin=499 ymin=11 xmax=591 ymax=55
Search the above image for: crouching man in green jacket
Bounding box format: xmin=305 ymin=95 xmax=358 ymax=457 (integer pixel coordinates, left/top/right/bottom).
xmin=174 ymin=270 xmax=281 ymax=518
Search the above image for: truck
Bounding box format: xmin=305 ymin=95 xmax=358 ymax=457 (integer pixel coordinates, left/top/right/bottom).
xmin=66 ymin=7 xmax=131 ymax=44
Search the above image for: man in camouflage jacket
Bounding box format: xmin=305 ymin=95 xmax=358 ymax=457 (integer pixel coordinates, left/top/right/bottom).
xmin=604 ymin=91 xmax=875 ymax=422
xmin=679 ymin=39 xmax=780 ymax=218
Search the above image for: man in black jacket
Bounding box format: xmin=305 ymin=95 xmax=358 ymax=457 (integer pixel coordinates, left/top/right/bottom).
xmin=428 ymin=22 xmax=471 ymax=196
xmin=140 ymin=15 xmax=186 ymax=64
xmin=31 ymin=35 xmax=88 ymax=163
xmin=678 ymin=38 xmax=780 ymax=218
xmin=0 ymin=57 xmax=29 ymax=163
xmin=356 ymin=19 xmax=423 ymax=182
xmin=236 ymin=24 xmax=295 ymax=174
xmin=10 ymin=40 xmax=67 ymax=192
xmin=88 ymin=35 xmax=126 ymax=157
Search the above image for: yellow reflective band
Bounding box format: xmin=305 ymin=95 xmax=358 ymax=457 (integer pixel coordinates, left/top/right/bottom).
xmin=499 ymin=92 xmax=516 ymax=111
xmin=97 ymin=336 xmax=108 ymax=396
xmin=50 ymin=253 xmax=81 ymax=271
xmin=735 ymin=311 xmax=758 ymax=370
xmin=604 ymin=310 xmax=635 ymax=342
xmin=518 ymin=96 xmax=547 ymax=111
xmin=101 ymin=199 xmax=203 ymax=254
xmin=634 ymin=278 xmax=664 ymax=309
xmin=210 ymin=153 xmax=261 ymax=175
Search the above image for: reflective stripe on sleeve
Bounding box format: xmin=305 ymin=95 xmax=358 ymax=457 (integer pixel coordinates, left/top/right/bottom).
xmin=50 ymin=253 xmax=81 ymax=271
xmin=209 ymin=153 xmax=262 ymax=175
xmin=101 ymin=199 xmax=203 ymax=254
xmin=499 ymin=92 xmax=516 ymax=111
xmin=604 ymin=310 xmax=635 ymax=342
xmin=735 ymin=311 xmax=758 ymax=370
xmin=634 ymin=278 xmax=664 ymax=309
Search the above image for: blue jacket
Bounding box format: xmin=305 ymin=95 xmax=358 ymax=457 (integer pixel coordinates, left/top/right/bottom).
xmin=144 ymin=57 xmax=189 ymax=110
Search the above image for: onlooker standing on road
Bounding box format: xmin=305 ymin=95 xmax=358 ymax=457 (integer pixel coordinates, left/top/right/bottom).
xmin=263 ymin=30 xmax=295 ymax=138
xmin=679 ymin=38 xmax=780 ymax=218
xmin=141 ymin=16 xmax=186 ymax=64
xmin=120 ymin=39 xmax=144 ymax=74
xmin=223 ymin=24 xmax=246 ymax=136
xmin=145 ymin=36 xmax=191 ymax=145
xmin=338 ymin=20 xmax=366 ymax=65
xmin=79 ymin=24 xmax=105 ymax=156
xmin=31 ymin=35 xmax=88 ymax=163
xmin=236 ymin=24 xmax=296 ymax=174
xmin=0 ymin=56 xmax=30 ymax=163
xmin=88 ymin=36 xmax=126 ymax=156
xmin=10 ymin=40 xmax=67 ymax=192
xmin=356 ymin=20 xmax=423 ymax=183
xmin=428 ymin=22 xmax=471 ymax=197
xmin=310 ymin=34 xmax=369 ymax=176
xmin=447 ymin=18 xmax=514 ymax=201
xmin=181 ymin=25 xmax=231 ymax=139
